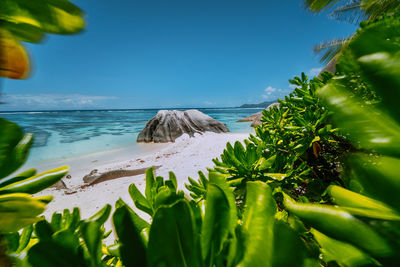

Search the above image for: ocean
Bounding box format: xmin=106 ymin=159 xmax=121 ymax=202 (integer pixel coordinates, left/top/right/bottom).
xmin=0 ymin=108 xmax=260 ymax=165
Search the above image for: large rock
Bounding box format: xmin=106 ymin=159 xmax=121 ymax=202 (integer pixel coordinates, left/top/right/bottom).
xmin=238 ymin=102 xmax=279 ymax=127
xmin=137 ymin=109 xmax=229 ymax=143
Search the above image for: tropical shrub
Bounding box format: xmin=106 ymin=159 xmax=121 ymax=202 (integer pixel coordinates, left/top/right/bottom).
xmin=109 ymin=170 xmax=318 ymax=267
xmin=0 ymin=119 xmax=69 ymax=265
xmin=283 ymin=15 xmax=400 ymax=266
xmin=0 ymin=0 xmax=85 ymax=263
xmin=187 ymin=71 xmax=351 ymax=202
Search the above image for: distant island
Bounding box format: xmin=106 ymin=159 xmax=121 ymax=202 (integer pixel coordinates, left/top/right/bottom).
xmin=239 ymin=100 xmax=277 ymax=108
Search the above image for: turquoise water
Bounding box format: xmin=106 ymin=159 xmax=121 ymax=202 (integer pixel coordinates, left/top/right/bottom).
xmin=0 ymin=108 xmax=259 ymax=164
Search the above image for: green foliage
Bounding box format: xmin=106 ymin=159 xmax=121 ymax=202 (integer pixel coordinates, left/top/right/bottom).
xmin=4 ymin=3 xmax=400 ymax=267
xmin=198 ymin=71 xmax=348 ymax=203
xmin=0 ymin=119 xmax=68 ymax=234
xmin=4 ymin=205 xmax=113 ymax=267
xmin=285 ymin=14 xmax=400 ymax=266
xmin=112 ymin=172 xmax=315 ymax=267
xmin=129 ymin=168 xmax=184 ymax=217
xmin=0 ymin=0 xmax=85 ymax=79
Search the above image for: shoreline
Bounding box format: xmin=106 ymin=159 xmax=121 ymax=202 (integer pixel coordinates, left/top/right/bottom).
xmin=33 ymin=131 xmax=252 ymax=234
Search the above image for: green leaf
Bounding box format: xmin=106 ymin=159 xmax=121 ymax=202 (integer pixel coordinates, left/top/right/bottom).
xmin=283 ymin=193 xmax=392 ymax=258
xmin=0 ymin=166 xmax=69 ymax=195
xmin=201 ymin=184 xmax=232 ymax=265
xmin=113 ymin=205 xmax=147 ymax=267
xmin=0 ymin=193 xmax=45 ymax=233
xmin=272 ymin=221 xmax=307 ymax=267
xmin=147 ymin=200 xmax=202 ymax=267
xmin=128 ymin=183 xmax=153 ymax=216
xmin=264 ymin=173 xmax=287 ymax=181
xmin=88 ymin=204 xmax=111 ymax=225
xmin=0 ymin=118 xmax=32 ymax=179
xmin=2 ymin=21 xmax=44 ymax=43
xmin=327 ymin=185 xmax=400 ymax=220
xmin=34 ymin=220 xmax=54 ymax=241
xmin=145 ymin=167 xmax=155 ymax=206
xmin=5 ymin=232 xmax=20 ymax=252
xmin=0 ymin=168 xmax=36 ymax=188
xmin=17 ymin=224 xmax=33 ymax=252
xmin=168 ymin=171 xmax=178 ymax=190
xmin=80 ymin=221 xmax=103 ymax=266
xmin=28 ymin=240 xmax=86 ymax=267
xmin=318 ymin=81 xmax=400 ymax=156
xmin=311 ymin=228 xmax=377 ymax=267
xmin=238 ymin=181 xmax=277 ymax=266
xmin=358 ymin=52 xmax=400 ymax=122
xmin=347 ymin=154 xmax=400 ymax=210
xmin=1 ymin=0 xmax=85 ymax=36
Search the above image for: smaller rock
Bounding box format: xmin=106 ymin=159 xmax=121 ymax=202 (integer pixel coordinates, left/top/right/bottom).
xmin=238 ymin=102 xmax=279 ymax=127
xmin=237 ymin=111 xmax=263 ymax=122
xmin=52 ymin=179 xmax=68 ymax=190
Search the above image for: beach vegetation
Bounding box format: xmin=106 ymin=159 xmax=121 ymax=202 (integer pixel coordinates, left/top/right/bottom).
xmin=1 ymin=1 xmax=400 ymax=267
xmin=187 ymin=71 xmax=351 ymax=203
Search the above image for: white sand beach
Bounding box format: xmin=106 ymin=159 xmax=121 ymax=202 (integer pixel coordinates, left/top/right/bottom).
xmin=33 ymin=131 xmax=251 ymax=233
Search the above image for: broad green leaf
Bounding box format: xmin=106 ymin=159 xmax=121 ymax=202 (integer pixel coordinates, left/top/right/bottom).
xmin=311 ymin=228 xmax=377 ymax=267
xmin=0 ymin=168 xmax=36 ymax=188
xmin=34 ymin=220 xmax=54 ymax=241
xmin=201 ymin=184 xmax=231 ymax=265
xmin=238 ymin=182 xmax=276 ymax=266
xmin=129 ymin=183 xmax=153 ymax=216
xmin=0 ymin=118 xmax=31 ymax=178
xmin=52 ymin=229 xmax=80 ymax=254
xmin=358 ymin=52 xmax=400 ymax=122
xmin=3 ymin=21 xmax=44 ymax=43
xmin=283 ymin=193 xmax=392 ymax=257
xmin=88 ymin=204 xmax=111 ymax=225
xmin=80 ymin=221 xmax=103 ymax=266
xmin=147 ymin=200 xmax=202 ymax=267
xmin=272 ymin=221 xmax=307 ymax=267
xmin=17 ymin=224 xmax=33 ymax=252
xmin=168 ymin=171 xmax=178 ymax=190
xmin=0 ymin=193 xmax=45 ymax=233
xmin=1 ymin=0 xmax=85 ymax=35
xmin=0 ymin=166 xmax=69 ymax=195
xmin=115 ymin=199 xmax=149 ymax=232
xmin=318 ymin=81 xmax=400 ymax=156
xmin=113 ymin=205 xmax=147 ymax=267
xmin=28 ymin=240 xmax=86 ymax=267
xmin=145 ymin=167 xmax=155 ymax=206
xmin=347 ymin=154 xmax=400 ymax=210
xmin=5 ymin=232 xmax=20 ymax=252
xmin=327 ymin=185 xmax=400 ymax=220
xmin=264 ymin=173 xmax=287 ymax=181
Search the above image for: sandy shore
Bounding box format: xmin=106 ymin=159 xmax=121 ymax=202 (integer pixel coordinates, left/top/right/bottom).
xmin=33 ymin=131 xmax=251 ymax=231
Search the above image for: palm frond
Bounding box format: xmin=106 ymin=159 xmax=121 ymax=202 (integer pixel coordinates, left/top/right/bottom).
xmin=314 ymin=37 xmax=352 ymax=64
xmin=329 ymin=1 xmax=367 ymax=24
xmin=361 ymin=0 xmax=400 ymax=20
xmin=305 ymin=0 xmax=350 ymax=12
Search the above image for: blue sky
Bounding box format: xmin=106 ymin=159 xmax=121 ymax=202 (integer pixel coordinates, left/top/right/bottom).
xmin=2 ymin=0 xmax=357 ymax=110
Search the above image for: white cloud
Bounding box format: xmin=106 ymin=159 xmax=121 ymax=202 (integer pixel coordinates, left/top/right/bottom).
xmin=264 ymin=86 xmax=276 ymax=95
xmin=261 ymin=84 xmax=295 ymax=101
xmin=288 ymin=84 xmax=298 ymax=90
xmin=1 ymin=94 xmax=118 ymax=109
xmin=308 ymin=67 xmax=322 ymax=77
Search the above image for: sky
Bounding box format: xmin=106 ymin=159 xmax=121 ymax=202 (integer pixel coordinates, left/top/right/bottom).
xmin=1 ymin=0 xmax=357 ymax=110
